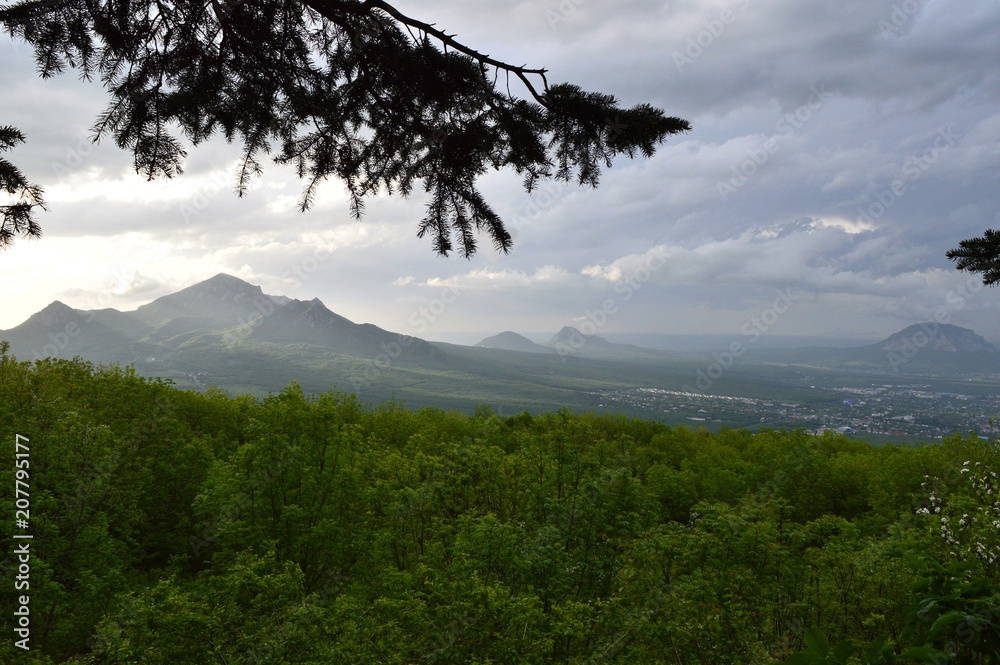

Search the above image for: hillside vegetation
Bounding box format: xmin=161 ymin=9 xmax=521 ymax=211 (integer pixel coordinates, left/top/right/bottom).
xmin=1 ymin=347 xmax=997 ymax=663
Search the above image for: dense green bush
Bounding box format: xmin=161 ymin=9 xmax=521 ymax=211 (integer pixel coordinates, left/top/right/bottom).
xmin=0 ymin=347 xmax=995 ymax=663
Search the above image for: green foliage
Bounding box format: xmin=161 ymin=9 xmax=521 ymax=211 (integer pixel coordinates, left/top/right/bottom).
xmin=903 ymin=559 xmax=1000 ymax=663
xmin=0 ymin=351 xmax=996 ymax=663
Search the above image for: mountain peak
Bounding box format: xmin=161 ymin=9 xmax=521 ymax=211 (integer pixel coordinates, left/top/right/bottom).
xmin=41 ymin=300 xmax=74 ymax=313
xmin=24 ymin=301 xmax=80 ymax=327
xmin=880 ymin=323 xmax=996 ymax=353
xmin=476 ymin=331 xmax=556 ymax=354
xmin=195 ymin=273 xmax=265 ymax=296
xmin=133 ymin=274 xmax=270 ymax=328
xmin=550 ymin=326 xmax=612 ymax=347
xmin=204 ymin=272 xmax=255 ymax=286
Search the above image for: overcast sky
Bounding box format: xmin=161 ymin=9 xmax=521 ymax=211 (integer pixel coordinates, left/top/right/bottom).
xmin=2 ymin=0 xmax=999 ymax=344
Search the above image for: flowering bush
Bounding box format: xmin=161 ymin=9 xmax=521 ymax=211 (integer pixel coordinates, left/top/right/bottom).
xmin=918 ymin=442 xmax=1000 ymax=580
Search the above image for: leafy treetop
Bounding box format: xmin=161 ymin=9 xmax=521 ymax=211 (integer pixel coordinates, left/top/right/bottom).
xmin=0 ymin=0 xmax=690 ymax=256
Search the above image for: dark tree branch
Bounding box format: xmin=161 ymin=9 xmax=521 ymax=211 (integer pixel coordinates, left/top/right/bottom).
xmin=947 ymin=230 xmax=1000 ymax=286
xmin=307 ymin=0 xmax=552 ymax=106
xmin=1 ymin=0 xmax=691 ymax=256
xmin=0 ymin=125 xmax=45 ymax=248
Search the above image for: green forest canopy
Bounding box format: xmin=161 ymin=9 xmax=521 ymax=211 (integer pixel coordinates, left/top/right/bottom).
xmin=1 ymin=347 xmax=998 ymax=663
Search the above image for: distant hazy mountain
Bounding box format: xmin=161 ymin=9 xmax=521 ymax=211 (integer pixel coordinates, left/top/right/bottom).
xmin=548 ymin=326 xmax=661 ymax=359
xmin=876 ymin=323 xmax=996 ymax=353
xmin=746 ymin=322 xmax=1000 ymax=375
xmin=475 ymin=331 xmax=556 ymax=354
xmin=0 ymin=272 xmax=440 ymax=371
xmin=550 ymin=326 xmax=608 ymax=348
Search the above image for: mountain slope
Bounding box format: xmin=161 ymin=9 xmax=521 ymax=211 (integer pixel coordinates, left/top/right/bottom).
xmin=245 ymin=297 xmax=443 ymax=361
xmin=1 ymin=302 xmax=160 ymax=363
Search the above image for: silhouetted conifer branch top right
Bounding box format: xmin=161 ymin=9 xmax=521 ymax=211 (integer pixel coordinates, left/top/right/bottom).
xmin=1 ymin=0 xmax=690 ymax=257
xmin=947 ymin=230 xmax=1000 ymax=287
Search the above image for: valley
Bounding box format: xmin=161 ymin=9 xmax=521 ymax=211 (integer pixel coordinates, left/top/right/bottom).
xmin=598 ymin=382 xmax=1000 ymax=441
xmin=5 ymin=273 xmax=1000 ymax=444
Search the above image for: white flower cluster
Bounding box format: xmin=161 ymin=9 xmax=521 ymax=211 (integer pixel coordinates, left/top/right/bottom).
xmin=916 ymin=477 xmax=942 ymax=515
xmin=917 ymin=456 xmax=1000 ymax=573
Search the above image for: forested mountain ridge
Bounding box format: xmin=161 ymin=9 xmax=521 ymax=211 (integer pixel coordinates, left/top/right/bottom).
xmin=0 ymin=347 xmax=997 ymax=663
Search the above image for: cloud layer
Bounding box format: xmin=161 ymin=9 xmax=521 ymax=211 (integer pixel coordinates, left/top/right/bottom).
xmin=1 ymin=0 xmax=999 ymax=342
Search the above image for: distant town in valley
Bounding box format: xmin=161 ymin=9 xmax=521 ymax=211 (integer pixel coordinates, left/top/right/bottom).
xmin=596 ymin=384 xmax=1000 ymax=442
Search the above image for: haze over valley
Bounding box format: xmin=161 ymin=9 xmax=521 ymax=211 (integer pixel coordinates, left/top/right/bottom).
xmin=6 ymin=273 xmax=999 ymax=443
